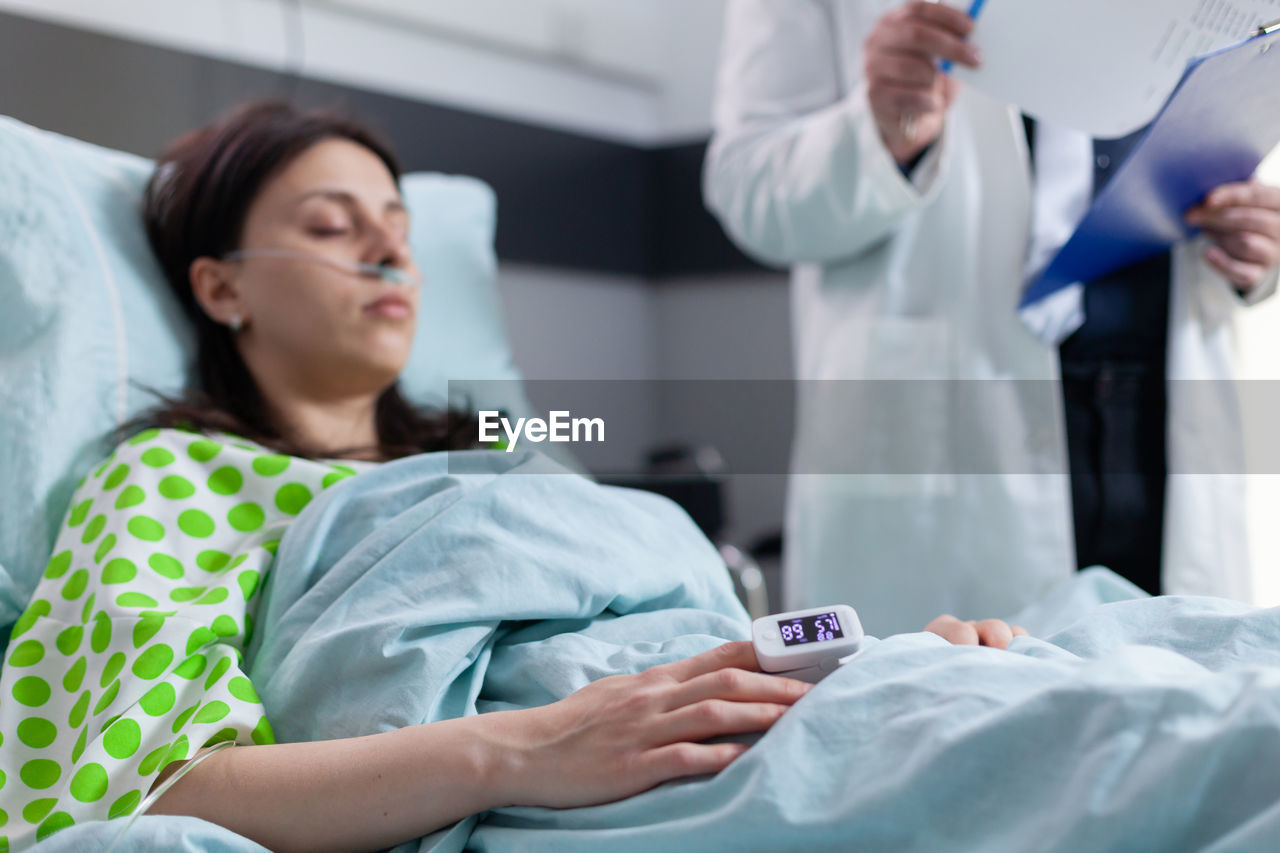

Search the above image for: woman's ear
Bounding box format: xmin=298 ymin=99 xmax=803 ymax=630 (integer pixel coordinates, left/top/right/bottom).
xmin=189 ymin=257 xmax=249 ymax=330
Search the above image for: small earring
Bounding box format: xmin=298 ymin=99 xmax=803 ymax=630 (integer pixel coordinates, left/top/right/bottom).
xmin=229 ymin=314 xmax=243 ymax=333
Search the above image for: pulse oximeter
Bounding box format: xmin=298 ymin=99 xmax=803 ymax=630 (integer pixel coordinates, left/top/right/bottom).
xmin=751 ymin=604 xmax=864 ymax=683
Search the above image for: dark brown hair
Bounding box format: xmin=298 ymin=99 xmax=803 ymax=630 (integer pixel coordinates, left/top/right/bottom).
xmin=136 ymin=99 xmax=476 ymax=460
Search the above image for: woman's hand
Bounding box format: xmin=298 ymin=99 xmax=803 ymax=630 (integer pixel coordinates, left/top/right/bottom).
xmin=1184 ymin=180 xmax=1280 ymax=293
xmin=487 ymin=641 xmax=810 ymax=810
xmin=865 ymin=1 xmax=980 ymax=165
xmin=151 ymin=645 xmax=805 ymax=853
xmin=924 ymin=614 xmax=1027 ymax=649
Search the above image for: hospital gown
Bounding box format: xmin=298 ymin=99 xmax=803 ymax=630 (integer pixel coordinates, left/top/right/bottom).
xmin=0 ymin=428 xmax=370 ymax=850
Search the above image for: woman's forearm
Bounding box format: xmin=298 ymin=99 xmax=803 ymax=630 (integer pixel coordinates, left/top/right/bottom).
xmin=150 ymin=714 xmax=521 ymax=853
xmin=149 ymin=642 xmax=818 ymax=851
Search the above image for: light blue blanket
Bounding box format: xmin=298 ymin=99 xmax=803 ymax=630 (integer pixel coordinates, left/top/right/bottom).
xmin=41 ymin=451 xmax=1280 ymax=851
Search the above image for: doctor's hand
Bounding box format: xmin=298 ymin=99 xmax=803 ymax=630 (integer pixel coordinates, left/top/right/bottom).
xmin=1184 ymin=180 xmax=1280 ymax=294
xmin=486 ymin=641 xmax=810 ymax=810
xmin=865 ymin=1 xmax=981 ymax=166
xmin=924 ymin=615 xmax=1027 ymax=649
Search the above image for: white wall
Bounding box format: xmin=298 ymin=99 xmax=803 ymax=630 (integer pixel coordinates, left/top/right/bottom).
xmin=318 ymin=0 xmax=727 ymax=141
xmin=646 ymin=0 xmax=730 ymax=141
xmin=0 ymin=0 xmax=726 ymax=144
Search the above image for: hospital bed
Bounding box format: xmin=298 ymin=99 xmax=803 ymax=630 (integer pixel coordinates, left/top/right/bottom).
xmin=7 ymin=114 xmax=1280 ymax=853
xmin=0 ymin=111 xmax=766 ymax=632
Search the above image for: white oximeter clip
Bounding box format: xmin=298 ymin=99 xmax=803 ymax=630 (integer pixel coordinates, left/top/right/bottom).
xmin=752 ymin=604 xmax=864 ymax=683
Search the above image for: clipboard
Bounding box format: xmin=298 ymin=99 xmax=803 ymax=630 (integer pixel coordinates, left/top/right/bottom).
xmin=1021 ymin=21 xmax=1280 ymax=309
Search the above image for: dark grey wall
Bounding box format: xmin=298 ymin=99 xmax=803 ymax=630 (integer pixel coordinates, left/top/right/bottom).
xmin=0 ymin=11 xmax=757 ymax=277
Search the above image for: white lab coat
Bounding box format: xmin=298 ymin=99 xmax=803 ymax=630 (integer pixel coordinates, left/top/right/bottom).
xmin=704 ymin=0 xmax=1277 ymax=636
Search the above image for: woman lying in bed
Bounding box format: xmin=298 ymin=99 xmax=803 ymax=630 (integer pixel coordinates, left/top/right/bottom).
xmin=0 ymin=101 xmax=1024 ymax=852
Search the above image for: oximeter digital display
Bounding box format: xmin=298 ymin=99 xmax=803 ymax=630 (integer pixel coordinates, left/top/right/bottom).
xmin=752 ymin=604 xmax=863 ymax=683
xmin=778 ymin=611 xmax=845 ymax=646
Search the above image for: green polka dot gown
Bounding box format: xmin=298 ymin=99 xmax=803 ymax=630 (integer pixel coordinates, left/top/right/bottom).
xmin=0 ymin=429 xmax=365 ymax=848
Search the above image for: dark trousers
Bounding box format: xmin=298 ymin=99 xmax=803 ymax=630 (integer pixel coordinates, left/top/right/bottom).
xmin=1057 ymin=253 xmax=1171 ymax=596
xmin=1060 ymin=362 xmax=1167 ymax=595
xmin=1022 ymin=117 xmax=1171 ymax=593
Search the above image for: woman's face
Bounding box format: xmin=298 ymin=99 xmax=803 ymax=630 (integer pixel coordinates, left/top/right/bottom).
xmin=221 ymin=138 xmax=420 ymax=397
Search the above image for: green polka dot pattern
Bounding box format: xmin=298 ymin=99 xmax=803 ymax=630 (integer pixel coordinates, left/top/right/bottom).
xmin=251 ymin=455 xmax=290 ymax=477
xmin=16 ymin=719 xmax=56 ymax=750
xmin=101 ymin=558 xmax=136 ymax=585
xmin=37 ymin=810 xmax=76 ymax=841
xmin=207 ymin=466 xmax=242 ymax=496
xmin=43 ymin=552 xmax=71 ymax=580
xmin=137 ymin=745 xmax=168 ymax=776
xmin=0 ymin=428 xmax=361 ymax=848
xmin=196 ymin=551 xmax=230 ymax=573
xmin=157 ymin=475 xmax=196 ymax=500
xmin=68 ymin=763 xmax=108 ymax=803
xmin=103 ymin=464 xmax=130 ymax=491
xmin=274 ymin=484 xmax=313 ymax=516
xmin=114 ymin=486 xmax=145 ymax=511
xmin=126 ymin=516 xmax=164 ymax=542
xmin=9 ymin=641 xmax=44 ymax=668
xmin=147 ymin=553 xmax=184 ymax=580
xmin=177 ymin=510 xmax=215 ymax=539
xmin=55 ymin=626 xmax=82 ymax=656
xmin=93 ymin=534 xmax=118 ymax=565
xmin=102 ymin=719 xmax=141 ymax=760
xmin=12 ymin=677 xmax=51 ymax=707
xmin=67 ymin=500 xmax=91 ymax=528
xmin=140 ymin=448 xmax=175 ymax=468
xmin=227 ymin=503 xmax=265 ymax=533
xmin=59 ymin=570 xmax=88 ymax=602
xmin=139 ymin=683 xmax=176 ymax=717
xmin=108 ymin=789 xmax=141 ymax=820
xmin=187 ymin=439 xmax=221 ymax=463
xmin=80 ymin=515 xmax=106 ymax=545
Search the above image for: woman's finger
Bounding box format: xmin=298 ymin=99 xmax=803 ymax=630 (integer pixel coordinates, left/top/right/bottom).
xmin=652 ymin=641 xmax=762 ymax=683
xmin=659 ymin=700 xmax=790 ymax=744
xmin=973 ymin=619 xmax=1015 ymax=650
xmin=634 ymin=741 xmax=750 ymax=791
xmin=664 ymin=667 xmax=811 ymax=711
xmin=924 ymin=614 xmax=979 ymax=645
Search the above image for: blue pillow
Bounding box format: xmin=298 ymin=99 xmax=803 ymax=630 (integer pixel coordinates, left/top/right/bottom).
xmin=0 ymin=115 xmax=530 ymax=625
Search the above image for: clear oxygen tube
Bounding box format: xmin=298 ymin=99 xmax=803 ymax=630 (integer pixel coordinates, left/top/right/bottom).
xmin=103 ymin=739 xmax=236 ymax=853
xmin=222 ymin=248 xmax=423 ymax=287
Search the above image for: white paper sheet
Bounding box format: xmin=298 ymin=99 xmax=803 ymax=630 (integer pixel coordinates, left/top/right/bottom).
xmin=949 ymin=0 xmax=1280 ymax=138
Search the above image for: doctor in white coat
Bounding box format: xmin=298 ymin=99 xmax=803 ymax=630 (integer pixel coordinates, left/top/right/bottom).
xmin=704 ymin=0 xmax=1280 ymax=636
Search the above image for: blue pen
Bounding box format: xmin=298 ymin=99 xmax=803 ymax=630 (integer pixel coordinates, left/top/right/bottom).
xmin=903 ymin=0 xmax=986 ymax=143
xmin=940 ymin=0 xmax=987 ymax=73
